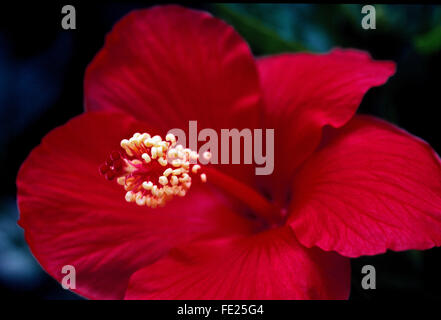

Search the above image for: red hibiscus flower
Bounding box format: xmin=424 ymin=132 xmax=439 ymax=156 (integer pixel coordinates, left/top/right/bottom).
xmin=16 ymin=5 xmax=441 ymax=300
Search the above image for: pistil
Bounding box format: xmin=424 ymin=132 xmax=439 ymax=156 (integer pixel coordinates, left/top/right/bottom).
xmin=203 ymin=166 xmax=283 ymax=226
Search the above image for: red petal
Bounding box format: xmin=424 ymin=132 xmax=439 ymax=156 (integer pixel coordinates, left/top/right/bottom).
xmin=289 ymin=115 xmax=441 ymax=257
xmin=124 ymin=227 xmax=350 ymax=300
xmin=257 ymin=49 xmax=395 ymax=201
xmin=17 ymin=112 xmax=254 ymax=299
xmin=85 ymin=5 xmax=262 ymax=131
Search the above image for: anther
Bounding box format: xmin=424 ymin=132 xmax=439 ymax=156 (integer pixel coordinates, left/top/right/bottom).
xmin=159 ymin=176 xmax=168 ymax=186
xmin=142 ymin=153 xmax=151 ymax=163
xmin=117 ymin=177 xmax=126 ymax=186
xmin=125 ymin=191 xmax=134 ymax=202
xmin=163 ymin=168 xmax=173 ymax=177
xmin=170 ymin=176 xmax=179 ymax=186
xmin=203 ymin=151 xmax=212 ymax=161
xmin=101 ymin=131 xmax=209 ymax=209
xmin=158 ymin=157 xmax=168 ymax=166
xmin=166 ymin=133 xmax=176 ymax=144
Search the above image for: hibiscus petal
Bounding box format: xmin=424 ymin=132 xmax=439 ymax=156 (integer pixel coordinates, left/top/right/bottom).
xmin=84 ymin=5 xmax=262 ymax=131
xmin=17 ymin=112 xmax=254 ymax=299
xmin=257 ymin=50 xmax=395 ymax=201
xmin=288 ymin=115 xmax=441 ymax=257
xmin=124 ymin=227 xmax=350 ymax=300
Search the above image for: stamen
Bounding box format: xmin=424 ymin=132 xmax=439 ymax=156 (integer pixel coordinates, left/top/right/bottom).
xmin=99 ymin=131 xmax=283 ymax=226
xmin=99 ymin=132 xmax=208 ymax=209
xmin=158 ymin=176 xmax=168 ymax=186
xmin=203 ymin=151 xmax=212 ymax=161
xmin=141 ymin=153 xmax=151 ymax=163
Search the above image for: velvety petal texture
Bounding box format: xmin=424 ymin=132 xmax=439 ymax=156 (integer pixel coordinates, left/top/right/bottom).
xmin=125 ymin=227 xmax=350 ymax=300
xmin=289 ymin=115 xmax=441 ymax=257
xmin=257 ymin=50 xmax=396 ymax=202
xmin=17 ymin=112 xmax=254 ymax=299
xmin=19 ymin=4 xmax=441 ymax=301
xmin=85 ymin=5 xmax=262 ymax=132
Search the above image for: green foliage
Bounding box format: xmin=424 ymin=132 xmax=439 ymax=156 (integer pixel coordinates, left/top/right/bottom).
xmin=211 ymin=4 xmax=306 ymax=55
xmin=415 ymin=25 xmax=441 ymax=54
xmin=211 ymin=4 xmax=441 ymax=56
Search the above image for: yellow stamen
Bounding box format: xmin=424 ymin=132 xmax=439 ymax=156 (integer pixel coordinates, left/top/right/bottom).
xmin=142 ymin=153 xmax=151 ymax=163
xmin=203 ymin=151 xmax=212 ymax=161
xmin=142 ymin=181 xmax=153 ymax=190
xmin=125 ymin=191 xmax=134 ymax=202
xmin=106 ymin=131 xmax=209 ymax=209
xmin=163 ymin=168 xmax=173 ymax=177
xmin=159 ymin=176 xmax=168 ymax=186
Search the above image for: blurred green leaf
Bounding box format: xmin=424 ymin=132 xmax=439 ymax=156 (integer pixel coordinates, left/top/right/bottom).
xmin=414 ymin=24 xmax=441 ymax=54
xmin=211 ymin=3 xmax=306 ymax=55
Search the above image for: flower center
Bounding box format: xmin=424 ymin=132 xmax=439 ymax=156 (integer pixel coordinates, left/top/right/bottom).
xmin=99 ymin=132 xmax=208 ymax=208
xmin=100 ymin=132 xmax=284 ymax=227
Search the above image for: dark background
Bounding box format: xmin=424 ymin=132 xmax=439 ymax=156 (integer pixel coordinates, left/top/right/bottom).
xmin=0 ymin=2 xmax=441 ymax=300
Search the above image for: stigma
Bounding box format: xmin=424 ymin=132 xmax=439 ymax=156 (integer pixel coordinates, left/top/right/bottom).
xmin=99 ymin=132 xmax=209 ymax=208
